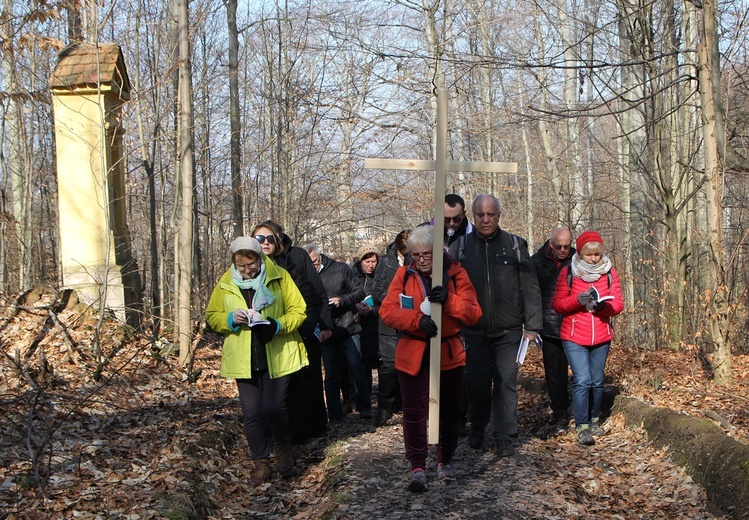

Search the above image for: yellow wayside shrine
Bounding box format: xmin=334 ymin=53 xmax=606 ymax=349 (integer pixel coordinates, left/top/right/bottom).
xmin=49 ymin=43 xmax=141 ymax=327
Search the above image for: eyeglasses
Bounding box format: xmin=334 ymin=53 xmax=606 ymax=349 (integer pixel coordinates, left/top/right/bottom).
xmin=254 ymin=235 xmax=276 ymax=245
xmin=551 ymin=244 xmax=571 ymax=250
xmin=236 ymin=258 xmax=260 ymax=271
xmin=410 ymin=251 xmax=433 ymax=260
xmin=444 ymin=215 xmax=463 ymax=224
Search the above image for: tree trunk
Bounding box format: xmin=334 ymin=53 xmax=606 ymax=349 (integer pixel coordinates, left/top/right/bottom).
xmin=698 ymin=0 xmax=731 ymax=385
xmin=531 ymin=8 xmax=564 ymax=222
xmin=616 ymin=0 xmax=651 ymax=344
xmin=2 ymin=0 xmax=30 ymax=292
xmin=177 ymin=0 xmax=195 ymax=367
xmin=134 ymin=0 xmax=162 ymax=336
xmin=227 ymin=0 xmax=243 ymax=238
xmin=559 ymin=0 xmax=583 ymax=228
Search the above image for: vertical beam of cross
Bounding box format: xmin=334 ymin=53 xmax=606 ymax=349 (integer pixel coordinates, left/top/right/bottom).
xmin=364 ymin=88 xmax=517 ymax=444
xmin=428 ymin=89 xmax=448 ymax=445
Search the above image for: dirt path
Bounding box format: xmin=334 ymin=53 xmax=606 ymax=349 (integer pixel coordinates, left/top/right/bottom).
xmin=324 ymin=405 xmax=727 ymax=519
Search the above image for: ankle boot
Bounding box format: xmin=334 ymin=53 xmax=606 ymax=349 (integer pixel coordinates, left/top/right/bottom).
xmin=250 ymin=458 xmax=271 ymax=486
xmin=276 ymin=443 xmax=294 ymax=477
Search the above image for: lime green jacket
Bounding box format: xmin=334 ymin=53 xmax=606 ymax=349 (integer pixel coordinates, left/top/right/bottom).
xmin=205 ymin=256 xmax=308 ymax=379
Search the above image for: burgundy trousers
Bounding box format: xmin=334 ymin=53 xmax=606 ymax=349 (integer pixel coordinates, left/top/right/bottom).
xmin=397 ymin=352 xmax=463 ymax=471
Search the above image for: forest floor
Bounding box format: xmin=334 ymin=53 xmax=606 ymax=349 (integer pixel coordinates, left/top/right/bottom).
xmin=1 ymin=289 xmax=748 ymax=519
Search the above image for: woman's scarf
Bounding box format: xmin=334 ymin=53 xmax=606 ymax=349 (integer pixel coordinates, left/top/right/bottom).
xmin=571 ymin=253 xmax=612 ymax=283
xmin=230 ymin=260 xmax=276 ymax=311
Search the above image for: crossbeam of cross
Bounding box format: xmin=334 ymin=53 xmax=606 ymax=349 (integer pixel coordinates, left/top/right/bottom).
xmin=364 ymin=88 xmax=517 ymax=444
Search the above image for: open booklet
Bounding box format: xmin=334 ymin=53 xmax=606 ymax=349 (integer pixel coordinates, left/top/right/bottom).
xmin=590 ymin=286 xmax=615 ymax=303
xmin=236 ymin=309 xmax=271 ymax=327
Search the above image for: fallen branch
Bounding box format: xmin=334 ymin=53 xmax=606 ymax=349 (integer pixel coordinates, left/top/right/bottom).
xmin=704 ymin=410 xmax=732 ymax=430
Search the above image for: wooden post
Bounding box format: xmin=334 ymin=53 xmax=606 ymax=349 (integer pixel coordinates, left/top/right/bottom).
xmin=364 ymin=88 xmax=517 ymax=443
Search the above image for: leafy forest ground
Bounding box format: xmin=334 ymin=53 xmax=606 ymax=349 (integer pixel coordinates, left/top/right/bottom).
xmin=1 ymin=289 xmax=748 ymax=519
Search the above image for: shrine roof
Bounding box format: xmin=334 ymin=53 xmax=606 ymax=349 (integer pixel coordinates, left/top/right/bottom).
xmin=49 ymin=43 xmax=130 ymax=98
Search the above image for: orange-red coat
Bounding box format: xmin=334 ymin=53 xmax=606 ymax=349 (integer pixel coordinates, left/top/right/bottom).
xmin=380 ymin=259 xmax=482 ymax=376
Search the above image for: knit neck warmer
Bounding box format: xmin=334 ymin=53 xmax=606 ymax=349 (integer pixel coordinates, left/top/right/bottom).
xmin=571 ymin=253 xmax=612 ymax=282
xmin=231 ymin=261 xmax=276 ymax=311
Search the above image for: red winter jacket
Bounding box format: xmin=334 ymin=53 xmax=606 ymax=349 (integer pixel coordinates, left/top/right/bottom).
xmin=551 ymin=266 xmax=624 ymax=347
xmin=380 ymin=259 xmax=482 ymax=376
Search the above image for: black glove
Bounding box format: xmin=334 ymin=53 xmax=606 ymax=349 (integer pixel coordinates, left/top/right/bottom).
xmin=252 ymin=318 xmax=278 ymax=345
xmin=577 ymin=290 xmax=595 ymax=306
xmin=419 ymin=315 xmax=438 ymax=338
xmin=586 ymin=301 xmax=606 ymax=312
xmin=428 ymin=285 xmax=448 ymax=304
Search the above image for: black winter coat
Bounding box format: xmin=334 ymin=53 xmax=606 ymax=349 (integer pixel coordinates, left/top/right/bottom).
xmin=449 ymin=228 xmax=542 ymax=335
xmin=530 ymin=240 xmax=575 ymax=340
xmin=354 ymin=261 xmax=379 ymax=369
xmin=372 ymin=241 xmax=406 ymax=338
xmin=274 ymin=235 xmax=332 ymax=339
xmin=318 ymin=254 xmax=365 ymax=339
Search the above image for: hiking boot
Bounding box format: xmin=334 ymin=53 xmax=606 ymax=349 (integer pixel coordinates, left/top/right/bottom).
xmin=342 ymin=399 xmax=353 ymax=415
xmin=468 ymin=426 xmax=485 ymax=450
xmin=276 ymin=443 xmax=294 ymax=477
xmin=437 ymin=464 xmax=455 ymax=482
xmin=590 ymin=418 xmax=604 ymax=437
xmin=552 ymin=409 xmax=570 ymax=427
xmin=250 ymin=458 xmax=271 ymax=486
xmin=496 ymin=439 xmax=515 ymax=457
xmin=358 ymin=409 xmax=373 ymax=420
xmin=373 ymin=407 xmax=390 ymax=427
xmin=408 ymin=469 xmax=428 ymax=492
xmin=576 ymin=424 xmax=595 ymax=446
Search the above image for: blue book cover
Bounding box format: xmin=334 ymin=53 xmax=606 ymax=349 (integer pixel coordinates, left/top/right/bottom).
xmin=399 ymin=294 xmax=414 ymax=310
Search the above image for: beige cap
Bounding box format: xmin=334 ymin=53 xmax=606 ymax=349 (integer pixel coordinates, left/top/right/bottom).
xmin=230 ymin=236 xmax=263 ymax=256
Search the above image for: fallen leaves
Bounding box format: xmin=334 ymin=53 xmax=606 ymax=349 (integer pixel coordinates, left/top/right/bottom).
xmin=0 ymin=300 xmax=746 ymax=518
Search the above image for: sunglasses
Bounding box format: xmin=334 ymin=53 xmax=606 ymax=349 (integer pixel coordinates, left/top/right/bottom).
xmin=444 ymin=215 xmax=463 ymax=223
xmin=254 ymin=235 xmax=276 ymax=245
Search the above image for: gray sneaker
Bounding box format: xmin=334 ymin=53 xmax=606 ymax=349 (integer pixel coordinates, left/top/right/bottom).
xmin=437 ymin=464 xmax=455 ymax=482
xmin=576 ymin=424 xmax=595 ymax=446
xmin=408 ymin=469 xmax=428 ymax=492
xmin=590 ymin=418 xmax=604 ymax=437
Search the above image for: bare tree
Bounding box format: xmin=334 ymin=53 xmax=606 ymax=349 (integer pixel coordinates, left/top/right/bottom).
xmin=176 ymin=0 xmax=195 ymax=366
xmin=227 ymin=0 xmax=243 ymax=238
xmin=698 ymin=0 xmax=731 ymax=384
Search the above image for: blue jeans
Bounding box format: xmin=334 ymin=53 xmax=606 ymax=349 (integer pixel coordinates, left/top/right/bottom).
xmin=562 ymin=341 xmax=610 ymax=426
xmin=321 ymin=334 xmax=371 ymax=420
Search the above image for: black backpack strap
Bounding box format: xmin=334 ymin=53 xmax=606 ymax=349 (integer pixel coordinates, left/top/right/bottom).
xmin=403 ymin=268 xmax=412 ymax=287
xmin=512 ymin=234 xmax=522 ymax=263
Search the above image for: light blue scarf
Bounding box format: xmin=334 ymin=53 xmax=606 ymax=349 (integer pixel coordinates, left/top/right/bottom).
xmin=230 ymin=261 xmax=276 ymax=311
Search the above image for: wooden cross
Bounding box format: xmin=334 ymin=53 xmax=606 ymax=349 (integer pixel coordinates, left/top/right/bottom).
xmin=364 ymin=88 xmax=517 ymax=443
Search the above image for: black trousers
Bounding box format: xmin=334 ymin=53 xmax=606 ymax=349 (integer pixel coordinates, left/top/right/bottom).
xmin=377 ymin=333 xmax=401 ymax=412
xmin=237 ymin=373 xmax=290 ymax=459
xmin=287 ymin=337 xmax=328 ymax=443
xmin=541 ymin=335 xmax=570 ymax=415
xmin=464 ymin=329 xmax=522 ymax=441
